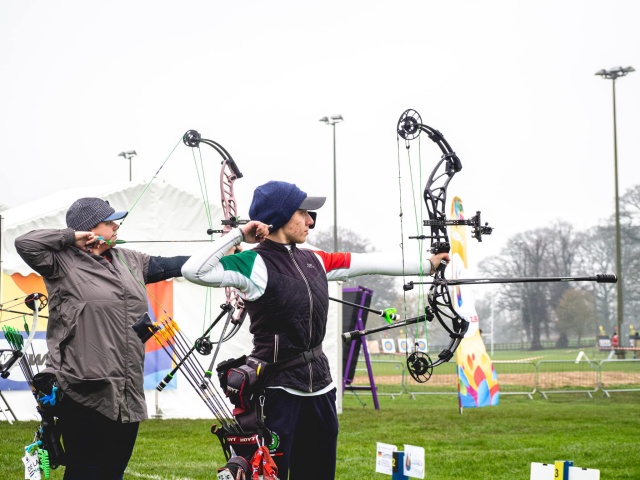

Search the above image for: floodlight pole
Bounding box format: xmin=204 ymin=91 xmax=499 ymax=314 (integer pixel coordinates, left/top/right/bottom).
xmin=595 ymin=66 xmax=635 ymax=346
xmin=319 ymin=115 xmax=344 ymax=252
xmin=118 ymin=150 xmax=138 ymax=182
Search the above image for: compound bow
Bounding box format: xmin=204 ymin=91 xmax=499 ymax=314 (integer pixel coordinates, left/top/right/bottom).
xmin=119 ymin=130 xmax=250 ymax=389
xmin=181 ymin=130 xmax=248 ymax=382
xmin=342 ymin=108 xmax=617 ymax=384
xmin=396 ymin=109 xmax=492 ymax=382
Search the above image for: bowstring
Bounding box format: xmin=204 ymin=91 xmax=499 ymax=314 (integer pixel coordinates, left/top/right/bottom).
xmin=400 ymin=136 xmax=429 ymax=357
xmin=110 ymin=134 xmax=190 ymax=349
xmin=119 ymin=136 xmax=184 ymax=230
xmin=191 ymin=145 xmax=215 ymax=229
xmin=103 ymin=132 xmax=247 ymax=399
xmin=108 ymin=134 xmax=220 ymax=381
xmin=190 ymin=145 xmax=225 ymax=338
xmin=115 ymin=135 xmax=226 ymax=346
xmin=396 ymin=137 xmax=407 ymax=322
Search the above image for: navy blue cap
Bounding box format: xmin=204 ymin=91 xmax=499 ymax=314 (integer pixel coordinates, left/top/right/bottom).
xmin=249 ymin=181 xmax=325 ymax=231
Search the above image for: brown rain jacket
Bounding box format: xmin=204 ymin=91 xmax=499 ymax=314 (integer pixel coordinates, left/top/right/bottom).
xmin=15 ymin=228 xmax=179 ymax=422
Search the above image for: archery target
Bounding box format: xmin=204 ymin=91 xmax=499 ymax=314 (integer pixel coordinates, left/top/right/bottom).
xmin=382 ymin=339 xmax=396 ymax=354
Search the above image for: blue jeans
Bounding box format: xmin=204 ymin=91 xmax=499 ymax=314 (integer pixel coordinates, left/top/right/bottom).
xmin=58 ymin=397 xmax=139 ymax=480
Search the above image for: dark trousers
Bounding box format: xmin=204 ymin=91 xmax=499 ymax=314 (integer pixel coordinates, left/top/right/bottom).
xmin=263 ymin=387 xmax=339 ymax=480
xmin=58 ymin=397 xmax=139 ymax=480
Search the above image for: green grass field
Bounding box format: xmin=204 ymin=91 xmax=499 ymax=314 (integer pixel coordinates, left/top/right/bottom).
xmin=1 ymin=391 xmax=639 ymax=479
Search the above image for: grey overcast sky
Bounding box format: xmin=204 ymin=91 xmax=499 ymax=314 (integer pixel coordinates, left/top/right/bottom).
xmin=1 ymin=0 xmax=639 ymax=268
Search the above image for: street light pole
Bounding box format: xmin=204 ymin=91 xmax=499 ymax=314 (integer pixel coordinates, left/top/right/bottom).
xmin=595 ymin=66 xmax=635 ymax=346
xmin=319 ymin=115 xmax=344 ymax=252
xmin=118 ymin=150 xmax=138 ymax=182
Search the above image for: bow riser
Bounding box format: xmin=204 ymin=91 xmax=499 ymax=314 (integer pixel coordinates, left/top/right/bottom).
xmin=218 ymin=155 xmax=244 ymax=234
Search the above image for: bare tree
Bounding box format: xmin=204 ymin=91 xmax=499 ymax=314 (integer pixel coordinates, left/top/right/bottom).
xmin=556 ymin=289 xmax=597 ymax=345
xmin=480 ymin=224 xmax=577 ymax=350
xmin=474 ymin=184 xmax=640 ymax=349
xmin=574 ymin=225 xmax=617 ymax=335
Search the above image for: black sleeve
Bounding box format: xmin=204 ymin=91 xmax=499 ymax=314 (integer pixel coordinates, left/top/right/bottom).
xmin=146 ymin=256 xmax=190 ymax=284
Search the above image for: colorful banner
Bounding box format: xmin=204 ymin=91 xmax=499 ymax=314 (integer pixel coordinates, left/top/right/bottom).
xmin=450 ymin=197 xmax=499 ymax=408
xmin=143 ymin=280 xmax=177 ymax=390
xmin=1 ymin=272 xmax=175 ymax=391
xmin=456 ymin=330 xmax=499 ymax=407
xmin=449 ymin=197 xmax=480 ymax=334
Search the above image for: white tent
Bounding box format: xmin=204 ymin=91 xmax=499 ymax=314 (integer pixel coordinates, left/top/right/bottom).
xmin=0 ymin=179 xmax=341 ymax=421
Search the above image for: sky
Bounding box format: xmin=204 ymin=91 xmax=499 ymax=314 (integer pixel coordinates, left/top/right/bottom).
xmin=1 ymin=0 xmax=639 ymax=272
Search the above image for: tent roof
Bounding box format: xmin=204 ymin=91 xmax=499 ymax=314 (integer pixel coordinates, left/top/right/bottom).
xmin=1 ymin=179 xmax=223 ymax=275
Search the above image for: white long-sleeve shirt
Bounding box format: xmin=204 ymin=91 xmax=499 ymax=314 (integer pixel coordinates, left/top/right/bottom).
xmin=182 ymin=227 xmax=433 ymax=301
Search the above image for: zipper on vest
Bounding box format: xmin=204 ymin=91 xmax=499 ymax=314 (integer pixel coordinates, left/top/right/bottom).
xmin=273 ymin=334 xmax=279 ymax=363
xmin=288 ymin=248 xmax=314 ymax=392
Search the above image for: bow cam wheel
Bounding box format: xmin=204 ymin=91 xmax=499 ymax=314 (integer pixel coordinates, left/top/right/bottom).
xmin=195 ymin=337 xmax=213 ymax=355
xmin=397 ymin=109 xmax=423 ymax=141
xmin=183 ymin=130 xmax=201 ymax=147
xmin=407 ymin=351 xmax=433 ymax=383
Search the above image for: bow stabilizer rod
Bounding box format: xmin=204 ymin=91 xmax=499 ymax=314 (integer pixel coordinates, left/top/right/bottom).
xmin=342 ymin=313 xmax=431 ymax=343
xmin=329 ymin=296 xmax=399 ymax=323
xmin=404 ymin=273 xmax=617 ymax=290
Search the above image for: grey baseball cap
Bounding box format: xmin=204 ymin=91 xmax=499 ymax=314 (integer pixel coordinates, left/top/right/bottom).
xmin=66 ymin=197 xmax=128 ymax=231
